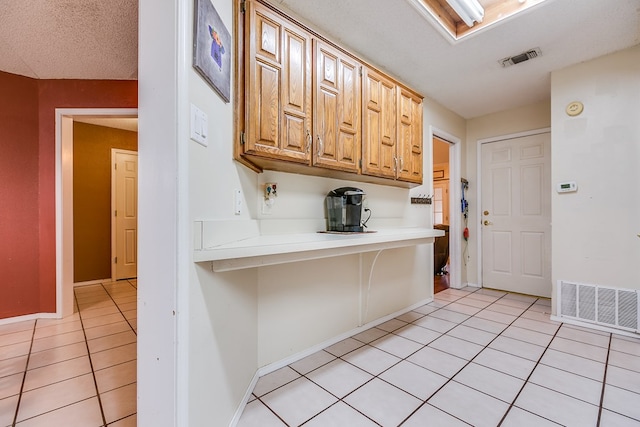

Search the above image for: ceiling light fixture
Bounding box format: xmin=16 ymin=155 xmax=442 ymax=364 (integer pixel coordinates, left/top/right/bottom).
xmin=446 ymin=0 xmax=485 ymax=27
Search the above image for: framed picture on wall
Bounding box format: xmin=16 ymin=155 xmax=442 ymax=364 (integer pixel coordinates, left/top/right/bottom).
xmin=193 ymin=0 xmax=231 ymax=103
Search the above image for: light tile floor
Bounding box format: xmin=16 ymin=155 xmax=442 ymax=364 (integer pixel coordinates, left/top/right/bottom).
xmin=0 ymin=280 xmax=137 ymax=427
xmin=239 ymin=287 xmax=640 ymax=427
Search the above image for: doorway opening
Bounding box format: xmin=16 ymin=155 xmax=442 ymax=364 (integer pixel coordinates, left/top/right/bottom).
xmin=429 ymin=127 xmax=462 ymax=293
xmin=433 ymin=136 xmax=450 ymax=293
xmin=56 ymin=108 xmax=138 ymax=317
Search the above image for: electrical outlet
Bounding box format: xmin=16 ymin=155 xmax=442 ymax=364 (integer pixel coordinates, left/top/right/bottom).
xmin=234 ymin=189 xmax=242 ymax=215
xmin=264 ymin=182 xmax=277 ymax=199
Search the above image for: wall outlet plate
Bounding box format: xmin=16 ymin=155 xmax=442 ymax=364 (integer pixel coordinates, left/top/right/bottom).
xmin=234 ymin=189 xmax=242 ymax=215
xmin=264 ymin=182 xmax=277 ymax=199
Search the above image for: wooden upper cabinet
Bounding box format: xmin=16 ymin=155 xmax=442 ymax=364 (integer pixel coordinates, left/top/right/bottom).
xmin=397 ymin=89 xmax=423 ymax=183
xmin=362 ymin=67 xmax=397 ymax=179
xmin=237 ymin=0 xmax=423 ymax=186
xmin=313 ymin=40 xmax=361 ymax=173
xmin=244 ymin=1 xmax=312 ymax=164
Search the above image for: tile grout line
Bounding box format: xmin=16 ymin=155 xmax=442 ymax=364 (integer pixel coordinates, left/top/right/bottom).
xmin=254 ymin=395 xmax=292 ymax=426
xmin=300 ymin=289 xmax=538 ymax=426
xmin=251 ymin=289 xmax=559 ymax=426
xmin=256 ymin=289 xmax=536 ymax=426
xmin=100 ymin=282 xmax=137 ymax=336
xmin=396 ymin=290 xmax=544 ymax=425
xmin=11 ymin=320 xmax=37 ymax=427
xmin=75 ymin=291 xmax=108 ymax=427
xmin=496 ymin=321 xmax=562 ymax=426
xmin=596 ymin=333 xmax=613 ymax=427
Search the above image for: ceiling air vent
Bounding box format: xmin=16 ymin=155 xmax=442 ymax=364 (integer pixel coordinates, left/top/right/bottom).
xmin=499 ymin=47 xmax=542 ymax=68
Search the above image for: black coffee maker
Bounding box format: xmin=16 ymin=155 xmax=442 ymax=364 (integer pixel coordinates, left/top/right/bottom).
xmin=325 ymin=187 xmax=366 ymax=232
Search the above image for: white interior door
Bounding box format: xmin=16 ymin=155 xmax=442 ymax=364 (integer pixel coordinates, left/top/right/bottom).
xmin=112 ymin=150 xmax=138 ymax=280
xmin=481 ymin=132 xmax=551 ymax=297
xmin=433 ymin=180 xmax=449 ymax=225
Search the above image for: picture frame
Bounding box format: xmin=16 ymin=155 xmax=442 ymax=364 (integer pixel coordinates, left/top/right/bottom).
xmin=193 ymin=0 xmax=231 ymax=103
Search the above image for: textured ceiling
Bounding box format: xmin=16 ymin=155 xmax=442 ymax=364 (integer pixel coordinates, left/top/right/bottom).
xmin=0 ymin=0 xmax=138 ymax=80
xmin=276 ymin=0 xmax=640 ymax=118
xmin=0 ymin=0 xmax=638 ymax=118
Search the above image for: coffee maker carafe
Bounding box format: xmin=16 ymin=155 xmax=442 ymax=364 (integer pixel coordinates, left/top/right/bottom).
xmin=325 ymin=187 xmax=366 ymax=232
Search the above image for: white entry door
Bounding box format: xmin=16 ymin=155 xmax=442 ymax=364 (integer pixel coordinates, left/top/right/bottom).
xmin=112 ymin=150 xmax=138 ymax=280
xmin=481 ymin=132 xmax=551 ymax=297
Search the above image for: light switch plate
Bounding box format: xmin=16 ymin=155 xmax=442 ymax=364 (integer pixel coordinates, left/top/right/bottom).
xmin=190 ymin=104 xmax=208 ymax=146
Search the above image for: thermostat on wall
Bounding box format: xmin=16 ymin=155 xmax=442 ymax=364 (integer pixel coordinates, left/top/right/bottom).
xmin=556 ymin=181 xmax=577 ymax=193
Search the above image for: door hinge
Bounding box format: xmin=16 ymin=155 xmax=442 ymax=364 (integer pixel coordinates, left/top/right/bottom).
xmin=114 ymin=257 xmax=118 ymax=264
xmin=240 ymin=131 xmax=246 ymax=145
xmin=359 ymin=159 xmax=362 ymax=168
xmin=241 ymin=0 xmax=246 ymax=13
xmin=114 ymin=163 xmax=117 ymax=170
xmin=359 ymin=66 xmax=363 ymax=76
xmin=114 ymin=210 xmax=117 ymax=217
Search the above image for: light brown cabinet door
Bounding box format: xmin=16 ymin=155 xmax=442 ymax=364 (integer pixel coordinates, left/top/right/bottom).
xmin=313 ymin=40 xmax=361 ymax=172
xmin=245 ymin=1 xmax=312 ymax=164
xmin=362 ymin=67 xmax=397 ymax=179
xmin=397 ymin=89 xmax=423 ymax=183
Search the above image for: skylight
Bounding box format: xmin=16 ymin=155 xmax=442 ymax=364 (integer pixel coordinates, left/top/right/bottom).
xmin=407 ymin=0 xmax=548 ymax=42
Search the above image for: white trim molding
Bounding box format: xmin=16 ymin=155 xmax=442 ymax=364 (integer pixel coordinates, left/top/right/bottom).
xmin=475 ymin=127 xmax=551 ymax=289
xmin=55 ymin=108 xmax=138 ymax=318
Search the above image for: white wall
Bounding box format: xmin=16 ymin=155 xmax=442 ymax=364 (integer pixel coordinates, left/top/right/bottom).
xmin=186 ymin=0 xmax=261 ymax=424
xmin=139 ymin=0 xmax=468 ymax=424
xmin=137 ymin=0 xmax=181 ymax=424
xmin=465 ymin=101 xmax=551 ymax=286
xmin=551 ymin=45 xmax=640 ymax=308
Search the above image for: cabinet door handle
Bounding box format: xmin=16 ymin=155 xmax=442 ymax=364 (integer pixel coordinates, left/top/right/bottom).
xmin=393 ymin=156 xmax=398 ymax=172
xmin=399 ymin=156 xmax=404 ymax=172
xmin=317 ymin=135 xmax=323 ymax=156
xmin=305 ymin=130 xmax=311 ymax=153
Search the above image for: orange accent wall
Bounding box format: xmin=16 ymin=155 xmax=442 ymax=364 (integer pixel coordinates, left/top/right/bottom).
xmin=0 ymin=71 xmax=137 ymax=319
xmin=73 ymin=123 xmax=138 ymax=283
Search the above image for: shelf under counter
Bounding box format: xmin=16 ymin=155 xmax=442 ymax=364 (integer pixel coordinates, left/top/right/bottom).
xmin=194 ymin=227 xmax=444 ymax=272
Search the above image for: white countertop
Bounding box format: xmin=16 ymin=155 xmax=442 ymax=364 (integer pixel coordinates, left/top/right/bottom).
xmin=194 ymin=227 xmax=444 ymax=272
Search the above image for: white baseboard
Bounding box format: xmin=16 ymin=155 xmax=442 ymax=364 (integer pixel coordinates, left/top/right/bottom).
xmin=74 ymin=279 xmax=111 ymax=287
xmin=551 ymin=315 xmax=640 ymax=339
xmin=465 ymin=282 xmax=480 ymax=288
xmin=0 ymin=312 xmax=60 ymax=326
xmin=229 ymin=296 xmax=434 ymax=426
xmin=229 ymin=371 xmax=261 ymax=427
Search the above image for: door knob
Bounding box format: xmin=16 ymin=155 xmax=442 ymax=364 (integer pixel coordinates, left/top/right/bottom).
xmin=483 ymin=220 xmax=493 ymax=226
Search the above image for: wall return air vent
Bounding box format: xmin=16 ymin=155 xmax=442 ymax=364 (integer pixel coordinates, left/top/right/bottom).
xmin=499 ymin=47 xmax=542 ymax=68
xmin=558 ymin=280 xmax=639 ymax=333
